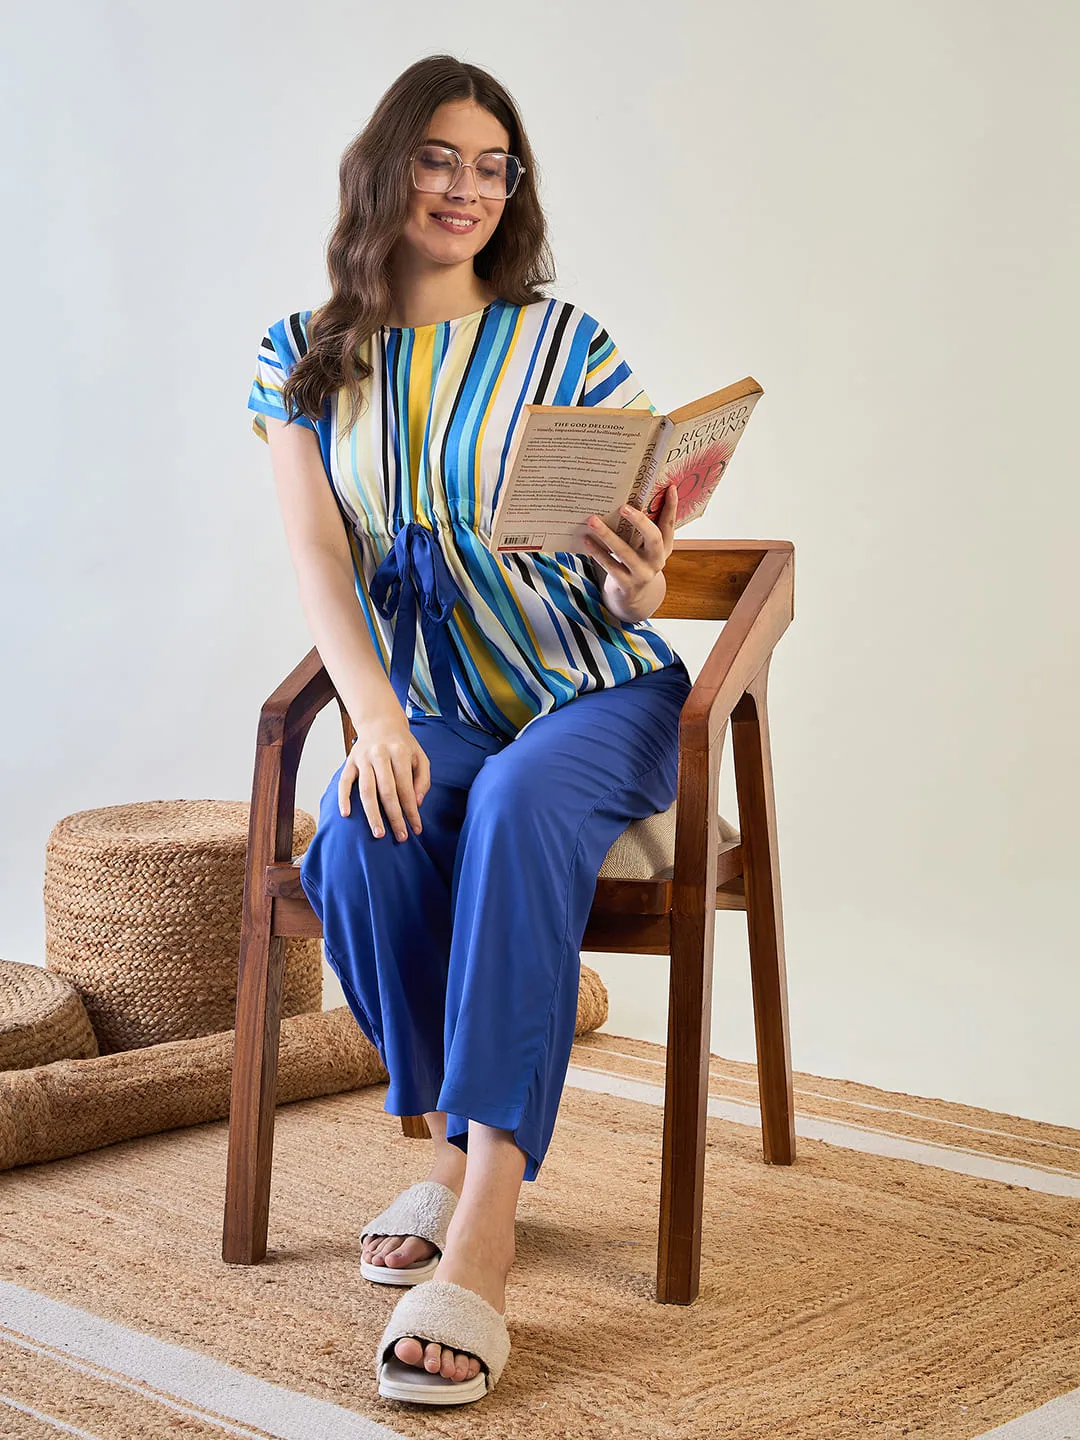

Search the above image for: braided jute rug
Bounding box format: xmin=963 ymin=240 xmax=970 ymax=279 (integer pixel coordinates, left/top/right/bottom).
xmin=0 ymin=1030 xmax=1077 ymax=1440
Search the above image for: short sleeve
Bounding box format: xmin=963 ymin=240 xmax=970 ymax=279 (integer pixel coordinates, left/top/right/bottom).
xmin=579 ymin=318 xmax=657 ymax=414
xmin=247 ymin=313 xmax=319 ymax=443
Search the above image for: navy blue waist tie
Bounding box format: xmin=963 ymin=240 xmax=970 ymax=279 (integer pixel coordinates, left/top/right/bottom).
xmin=368 ymin=521 xmax=466 ymax=719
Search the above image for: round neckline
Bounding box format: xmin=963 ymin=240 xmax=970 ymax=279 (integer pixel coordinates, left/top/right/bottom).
xmin=380 ymin=298 xmax=502 ymax=333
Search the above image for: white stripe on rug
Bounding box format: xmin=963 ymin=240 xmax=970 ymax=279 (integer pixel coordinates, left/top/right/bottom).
xmin=562 ymin=1066 xmax=1080 ymax=1197
xmin=582 ymin=1044 xmax=1080 ymax=1162
xmin=0 ymin=1391 xmax=101 ymax=1439
xmin=0 ymin=1281 xmax=407 ymax=1440
xmin=973 ymin=1385 xmax=1080 ymax=1438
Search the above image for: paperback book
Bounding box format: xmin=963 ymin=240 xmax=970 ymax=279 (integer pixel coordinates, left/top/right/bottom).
xmin=486 ymin=375 xmax=764 ymax=555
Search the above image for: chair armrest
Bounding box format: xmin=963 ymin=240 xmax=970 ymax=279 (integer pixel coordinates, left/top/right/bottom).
xmin=679 ymin=545 xmax=794 ymax=751
xmin=254 ymin=646 xmax=336 ymax=751
xmin=669 ymin=544 xmax=794 ymax=917
xmin=246 ymin=647 xmax=337 ymax=871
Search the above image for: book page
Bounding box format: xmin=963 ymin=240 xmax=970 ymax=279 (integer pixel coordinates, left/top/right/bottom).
xmin=489 ymin=409 xmax=657 ymax=552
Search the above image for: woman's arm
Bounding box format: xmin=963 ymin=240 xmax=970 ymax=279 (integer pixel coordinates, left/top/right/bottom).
xmin=263 ymin=416 xmax=402 ymax=725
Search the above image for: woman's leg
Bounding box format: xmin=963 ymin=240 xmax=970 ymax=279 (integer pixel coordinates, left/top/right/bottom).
xmin=297 ymin=713 xmax=502 ymax=1276
xmin=298 ymin=713 xmax=500 ymax=1117
xmin=390 ymin=658 xmax=692 ymax=1383
xmin=438 ymin=655 xmax=693 ymax=1180
xmin=388 ymin=659 xmax=694 ymax=1376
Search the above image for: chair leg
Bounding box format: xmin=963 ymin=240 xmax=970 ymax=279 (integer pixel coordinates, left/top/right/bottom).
xmin=732 ymin=662 xmax=796 ymax=1166
xmin=657 ymin=729 xmax=724 ymax=1305
xmin=222 ymin=873 xmax=287 ymax=1265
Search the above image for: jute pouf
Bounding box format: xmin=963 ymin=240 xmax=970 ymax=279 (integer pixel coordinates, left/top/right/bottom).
xmin=43 ymin=800 xmax=322 ymax=1053
xmin=0 ymin=959 xmax=99 ymax=1071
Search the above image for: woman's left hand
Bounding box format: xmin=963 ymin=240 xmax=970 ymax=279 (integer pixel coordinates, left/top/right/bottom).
xmin=582 ymin=484 xmax=678 ymax=608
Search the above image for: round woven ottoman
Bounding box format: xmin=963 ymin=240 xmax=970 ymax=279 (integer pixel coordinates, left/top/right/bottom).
xmin=0 ymin=959 xmax=99 ymax=1070
xmin=44 ymin=800 xmax=322 ymax=1053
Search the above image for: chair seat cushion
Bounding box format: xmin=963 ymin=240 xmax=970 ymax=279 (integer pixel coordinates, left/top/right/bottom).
xmin=597 ymin=801 xmax=739 ymax=881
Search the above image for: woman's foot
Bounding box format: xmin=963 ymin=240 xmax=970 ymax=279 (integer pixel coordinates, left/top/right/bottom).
xmin=361 ymin=1152 xmax=466 ymax=1272
xmin=390 ymin=1220 xmax=514 ymax=1383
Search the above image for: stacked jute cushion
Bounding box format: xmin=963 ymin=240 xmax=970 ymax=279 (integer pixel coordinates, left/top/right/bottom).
xmin=0 ymin=797 xmax=610 ymax=1170
xmin=0 ymin=973 xmax=609 ymax=1172
xmin=0 ymin=962 xmax=99 ymax=1071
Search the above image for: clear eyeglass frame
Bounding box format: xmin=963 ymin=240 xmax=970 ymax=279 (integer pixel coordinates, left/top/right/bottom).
xmin=410 ymin=144 xmax=526 ymax=200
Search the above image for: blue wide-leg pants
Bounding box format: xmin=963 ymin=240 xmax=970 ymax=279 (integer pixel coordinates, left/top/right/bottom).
xmin=298 ymin=654 xmax=692 ymax=1183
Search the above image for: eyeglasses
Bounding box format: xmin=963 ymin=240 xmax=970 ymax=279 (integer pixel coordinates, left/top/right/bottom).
xmin=410 ymin=144 xmax=525 ymax=200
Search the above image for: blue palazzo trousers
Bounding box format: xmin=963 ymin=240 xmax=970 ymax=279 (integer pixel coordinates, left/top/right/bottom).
xmin=298 ymin=649 xmax=693 ymax=1183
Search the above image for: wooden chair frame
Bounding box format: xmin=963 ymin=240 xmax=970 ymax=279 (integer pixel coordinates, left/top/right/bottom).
xmin=222 ymin=537 xmax=795 ymax=1306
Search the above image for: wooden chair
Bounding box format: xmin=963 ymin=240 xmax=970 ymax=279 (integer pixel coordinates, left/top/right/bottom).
xmin=222 ymin=537 xmax=795 ymax=1306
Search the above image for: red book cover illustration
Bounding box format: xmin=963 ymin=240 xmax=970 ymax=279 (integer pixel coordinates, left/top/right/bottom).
xmin=616 ymin=377 xmax=764 ymax=549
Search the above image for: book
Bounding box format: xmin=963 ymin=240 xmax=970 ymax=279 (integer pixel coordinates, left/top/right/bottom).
xmin=485 ymin=375 xmax=764 ymax=555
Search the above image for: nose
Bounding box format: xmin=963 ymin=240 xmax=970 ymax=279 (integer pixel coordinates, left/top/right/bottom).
xmin=446 ymin=163 xmax=481 ymax=203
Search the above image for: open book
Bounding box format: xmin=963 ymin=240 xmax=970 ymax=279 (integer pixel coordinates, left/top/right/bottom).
xmin=485 ymin=375 xmax=764 ymax=555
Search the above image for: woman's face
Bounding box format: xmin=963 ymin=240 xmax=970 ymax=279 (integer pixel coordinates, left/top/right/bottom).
xmin=395 ymin=99 xmax=512 ymax=273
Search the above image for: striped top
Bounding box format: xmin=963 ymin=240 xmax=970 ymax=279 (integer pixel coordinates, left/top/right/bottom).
xmin=246 ymin=295 xmax=681 ymax=740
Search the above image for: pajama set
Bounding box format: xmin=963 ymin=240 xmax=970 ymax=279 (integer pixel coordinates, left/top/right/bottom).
xmin=247 ymin=295 xmax=692 ymax=1180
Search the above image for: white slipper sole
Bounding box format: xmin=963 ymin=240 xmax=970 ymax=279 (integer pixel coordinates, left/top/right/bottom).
xmin=361 ymin=1252 xmax=440 ymax=1285
xmin=378 ymin=1355 xmax=489 ymax=1404
xmin=375 ymin=1278 xmax=511 ymax=1406
xmin=360 ymin=1180 xmax=459 ymax=1287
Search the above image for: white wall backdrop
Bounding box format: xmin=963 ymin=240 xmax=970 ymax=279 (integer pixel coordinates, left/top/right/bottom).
xmin=3 ymin=1 xmax=1077 ymax=1125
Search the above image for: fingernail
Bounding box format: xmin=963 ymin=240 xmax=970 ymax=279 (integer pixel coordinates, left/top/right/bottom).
xmin=374 ymin=827 xmax=383 ymax=837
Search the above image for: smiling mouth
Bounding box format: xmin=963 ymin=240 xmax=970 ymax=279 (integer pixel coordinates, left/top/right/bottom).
xmin=431 ymin=213 xmax=479 ymax=229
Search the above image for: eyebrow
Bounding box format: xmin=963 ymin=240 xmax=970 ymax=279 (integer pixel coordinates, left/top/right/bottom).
xmin=422 ymin=137 xmax=510 ymax=155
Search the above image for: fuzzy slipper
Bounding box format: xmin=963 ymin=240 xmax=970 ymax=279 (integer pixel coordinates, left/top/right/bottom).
xmin=360 ymin=1180 xmax=459 ymax=1286
xmin=375 ymin=1278 xmax=511 ymax=1405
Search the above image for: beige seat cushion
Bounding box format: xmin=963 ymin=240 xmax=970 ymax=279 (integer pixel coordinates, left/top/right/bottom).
xmin=597 ymin=801 xmax=740 ymax=882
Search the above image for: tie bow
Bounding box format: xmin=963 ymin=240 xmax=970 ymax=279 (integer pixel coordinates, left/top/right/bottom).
xmin=369 ymin=521 xmax=464 ymax=718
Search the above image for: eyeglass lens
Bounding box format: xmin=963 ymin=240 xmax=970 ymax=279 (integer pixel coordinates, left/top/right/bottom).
xmin=412 ymin=145 xmax=522 ymax=199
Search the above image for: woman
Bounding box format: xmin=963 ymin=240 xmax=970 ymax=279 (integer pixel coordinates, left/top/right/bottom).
xmin=246 ymin=53 xmax=689 ymax=1408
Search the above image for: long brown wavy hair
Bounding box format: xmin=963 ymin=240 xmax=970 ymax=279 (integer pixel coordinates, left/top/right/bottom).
xmin=281 ymin=54 xmax=557 ymax=437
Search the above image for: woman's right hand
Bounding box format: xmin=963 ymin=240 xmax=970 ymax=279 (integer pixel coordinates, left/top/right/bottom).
xmin=338 ymin=704 xmax=430 ymax=841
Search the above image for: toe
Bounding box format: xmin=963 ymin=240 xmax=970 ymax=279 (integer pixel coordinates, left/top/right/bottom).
xmin=365 ymin=1233 xmax=436 ymax=1266
xmin=392 ymin=1336 xmax=480 ymax=1383
xmin=387 ymin=1235 xmax=436 ymax=1266
xmin=369 ymin=1236 xmax=391 ymax=1263
xmin=451 ymin=1349 xmax=475 ymax=1381
xmin=393 ymin=1335 xmax=424 ymax=1367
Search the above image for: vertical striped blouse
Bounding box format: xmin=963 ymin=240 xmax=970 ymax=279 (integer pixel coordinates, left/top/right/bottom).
xmin=247 ymin=295 xmax=681 ymax=741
